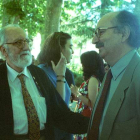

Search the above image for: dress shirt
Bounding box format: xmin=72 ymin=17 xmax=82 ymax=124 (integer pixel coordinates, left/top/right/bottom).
xmin=6 ymin=64 xmax=47 ymax=134
xmin=99 ymin=49 xmax=136 ymax=136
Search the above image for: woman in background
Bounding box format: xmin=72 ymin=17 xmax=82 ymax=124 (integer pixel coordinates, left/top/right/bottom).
xmin=71 ymin=51 xmax=105 ymax=140
xmin=37 ymin=32 xmax=74 ymax=140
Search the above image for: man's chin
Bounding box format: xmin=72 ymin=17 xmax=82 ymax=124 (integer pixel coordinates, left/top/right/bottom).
xmin=17 ymin=62 xmax=32 ymax=68
xmin=16 ymin=58 xmax=32 ymax=68
xmin=99 ymin=52 xmax=105 ymax=59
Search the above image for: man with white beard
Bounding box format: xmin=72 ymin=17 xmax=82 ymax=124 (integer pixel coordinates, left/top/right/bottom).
xmin=0 ymin=25 xmax=89 ymax=140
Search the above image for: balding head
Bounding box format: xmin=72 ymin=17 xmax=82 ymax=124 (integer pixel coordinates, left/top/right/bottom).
xmin=0 ymin=24 xmax=20 ymax=46
xmin=92 ymin=10 xmax=139 ymax=66
xmin=100 ymin=10 xmax=140 ymax=48
xmin=98 ymin=11 xmax=119 ymax=26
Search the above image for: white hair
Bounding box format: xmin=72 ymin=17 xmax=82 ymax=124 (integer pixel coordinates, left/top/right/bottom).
xmin=0 ymin=24 xmax=20 ymax=46
xmin=0 ymin=24 xmax=20 ymax=59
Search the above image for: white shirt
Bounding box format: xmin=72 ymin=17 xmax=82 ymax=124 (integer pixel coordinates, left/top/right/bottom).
xmin=7 ymin=64 xmax=47 ymax=134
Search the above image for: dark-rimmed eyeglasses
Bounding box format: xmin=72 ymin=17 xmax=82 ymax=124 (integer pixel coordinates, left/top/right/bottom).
xmin=3 ymin=39 xmax=33 ymax=49
xmin=94 ymin=26 xmax=118 ymax=38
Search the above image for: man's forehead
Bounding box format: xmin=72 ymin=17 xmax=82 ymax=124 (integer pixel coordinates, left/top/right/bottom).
xmin=6 ymin=27 xmax=24 ymax=34
xmin=5 ymin=27 xmax=27 ymax=41
xmin=96 ymin=12 xmax=119 ymax=28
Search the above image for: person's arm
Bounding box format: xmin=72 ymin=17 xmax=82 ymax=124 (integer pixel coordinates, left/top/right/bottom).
xmin=71 ymin=77 xmax=99 ymax=108
xmin=51 ymin=53 xmax=66 ymax=100
xmin=55 ymin=75 xmax=66 ymax=100
xmin=87 ymin=77 xmax=99 ymax=107
xmin=30 ymin=65 xmax=89 ymax=134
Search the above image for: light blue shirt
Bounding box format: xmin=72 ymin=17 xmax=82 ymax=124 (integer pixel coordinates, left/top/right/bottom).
xmin=7 ymin=64 xmax=46 ymax=134
xmin=99 ymin=49 xmax=136 ymax=136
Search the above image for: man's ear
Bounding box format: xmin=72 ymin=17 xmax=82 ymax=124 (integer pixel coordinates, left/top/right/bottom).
xmin=121 ymin=25 xmax=130 ymax=42
xmin=0 ymin=46 xmax=8 ymax=58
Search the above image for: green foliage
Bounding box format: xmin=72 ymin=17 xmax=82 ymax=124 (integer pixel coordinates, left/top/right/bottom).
xmin=2 ymin=1 xmax=25 ymax=18
xmin=61 ymin=0 xmax=136 ymax=42
xmin=1 ymin=0 xmax=46 ymax=38
xmin=1 ymin=0 xmax=137 ymax=42
xmin=61 ymin=0 xmax=98 ymax=42
xmin=19 ymin=0 xmax=46 ymax=38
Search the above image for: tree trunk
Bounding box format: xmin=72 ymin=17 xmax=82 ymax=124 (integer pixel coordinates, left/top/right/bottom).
xmin=41 ymin=0 xmax=63 ymax=46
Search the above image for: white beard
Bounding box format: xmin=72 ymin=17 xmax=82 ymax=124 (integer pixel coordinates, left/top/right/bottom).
xmin=8 ymin=51 xmax=32 ymax=68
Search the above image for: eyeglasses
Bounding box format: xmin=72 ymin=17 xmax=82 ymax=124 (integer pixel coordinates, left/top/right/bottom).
xmin=94 ymin=26 xmax=118 ymax=38
xmin=3 ymin=39 xmax=33 ymax=49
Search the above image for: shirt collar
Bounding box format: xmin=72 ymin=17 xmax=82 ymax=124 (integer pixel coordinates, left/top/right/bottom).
xmin=6 ymin=63 xmax=30 ymax=82
xmin=111 ymin=49 xmax=136 ymax=80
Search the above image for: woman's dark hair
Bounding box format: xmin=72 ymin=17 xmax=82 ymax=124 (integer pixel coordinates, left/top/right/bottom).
xmin=80 ymin=51 xmax=105 ymax=82
xmin=115 ymin=10 xmax=140 ymax=48
xmin=38 ymin=32 xmax=71 ymax=66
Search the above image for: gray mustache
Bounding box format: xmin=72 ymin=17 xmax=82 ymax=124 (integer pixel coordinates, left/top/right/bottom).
xmin=20 ymin=51 xmax=31 ymax=55
xmin=96 ymin=42 xmax=104 ymax=48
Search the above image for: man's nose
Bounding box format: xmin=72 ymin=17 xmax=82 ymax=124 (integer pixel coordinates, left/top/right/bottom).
xmin=23 ymin=41 xmax=32 ymax=50
xmin=92 ymin=35 xmax=99 ymax=44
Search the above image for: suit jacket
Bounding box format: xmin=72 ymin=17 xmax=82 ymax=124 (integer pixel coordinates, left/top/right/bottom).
xmin=0 ymin=63 xmax=89 ymax=140
xmin=87 ymin=52 xmax=140 ymax=140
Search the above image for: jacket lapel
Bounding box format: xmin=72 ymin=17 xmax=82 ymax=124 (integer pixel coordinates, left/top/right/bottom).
xmin=100 ymin=52 xmax=140 ymax=140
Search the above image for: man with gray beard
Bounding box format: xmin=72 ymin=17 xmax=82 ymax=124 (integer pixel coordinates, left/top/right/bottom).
xmin=0 ymin=25 xmax=89 ymax=140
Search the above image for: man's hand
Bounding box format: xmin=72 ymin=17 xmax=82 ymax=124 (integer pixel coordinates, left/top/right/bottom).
xmin=51 ymin=53 xmax=67 ymax=76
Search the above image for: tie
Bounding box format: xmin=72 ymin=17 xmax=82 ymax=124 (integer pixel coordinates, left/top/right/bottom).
xmin=88 ymin=69 xmax=112 ymax=140
xmin=18 ymin=74 xmax=40 ymax=140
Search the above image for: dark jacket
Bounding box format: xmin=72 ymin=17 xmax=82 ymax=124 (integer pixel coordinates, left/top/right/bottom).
xmin=0 ymin=63 xmax=89 ymax=140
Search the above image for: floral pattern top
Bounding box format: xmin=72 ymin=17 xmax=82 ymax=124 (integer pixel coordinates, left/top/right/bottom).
xmin=74 ymin=76 xmax=100 ymax=140
xmin=76 ymin=75 xmax=100 ymax=117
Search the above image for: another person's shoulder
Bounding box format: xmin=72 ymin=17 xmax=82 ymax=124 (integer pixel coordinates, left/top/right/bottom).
xmin=28 ymin=65 xmax=52 ymax=83
xmin=88 ymin=76 xmax=99 ymax=86
xmin=66 ymin=67 xmax=73 ymax=75
xmin=65 ymin=67 xmax=75 ymax=86
xmin=38 ymin=63 xmax=47 ymax=69
xmin=28 ymin=64 xmax=46 ymax=74
xmin=89 ymin=76 xmax=98 ymax=82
